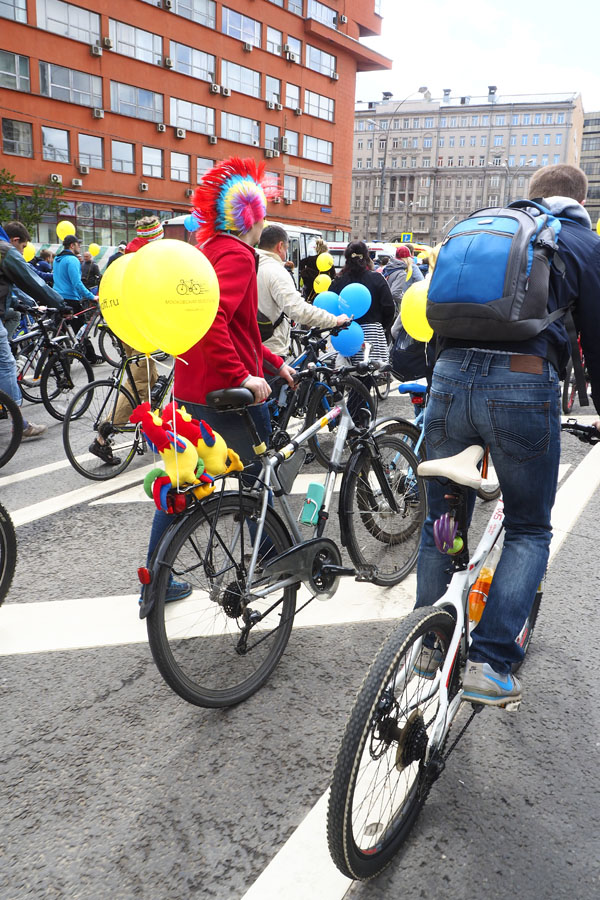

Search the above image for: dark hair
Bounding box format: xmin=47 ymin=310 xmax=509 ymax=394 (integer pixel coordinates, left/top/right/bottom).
xmin=4 ymin=220 xmax=30 ymax=242
xmin=528 ymin=164 xmax=588 ymax=204
xmin=340 ymin=240 xmax=370 ymax=277
xmin=39 ymin=249 xmax=53 ymax=261
xmin=258 ymin=224 xmax=288 ymax=249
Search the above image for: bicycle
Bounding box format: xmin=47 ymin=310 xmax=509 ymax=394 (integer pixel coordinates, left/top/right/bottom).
xmin=0 ymin=500 xmax=17 ymax=605
xmin=62 ymin=350 xmax=173 ymax=480
xmin=0 ymin=389 xmax=23 ymax=468
xmin=387 ymin=380 xmax=501 ymax=502
xmin=326 ymin=419 xmax=599 ymax=881
xmin=562 ymin=341 xmax=590 ymax=414
xmin=139 ymin=369 xmax=426 ymax=709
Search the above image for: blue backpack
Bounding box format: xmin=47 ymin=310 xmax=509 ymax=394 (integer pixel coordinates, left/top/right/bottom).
xmin=426 ymin=200 xmax=566 ymax=341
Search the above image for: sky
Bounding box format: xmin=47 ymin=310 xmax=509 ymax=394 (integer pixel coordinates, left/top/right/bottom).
xmin=356 ymin=0 xmax=600 ymax=111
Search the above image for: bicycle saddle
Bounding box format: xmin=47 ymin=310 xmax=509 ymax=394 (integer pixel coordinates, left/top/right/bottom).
xmin=205 ymin=387 xmax=255 ymax=410
xmin=398 ymin=381 xmax=427 ymax=395
xmin=417 ymin=445 xmax=484 ymax=490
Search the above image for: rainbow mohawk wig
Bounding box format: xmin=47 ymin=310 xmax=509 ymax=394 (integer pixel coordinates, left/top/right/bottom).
xmin=192 ymin=157 xmax=279 ymax=243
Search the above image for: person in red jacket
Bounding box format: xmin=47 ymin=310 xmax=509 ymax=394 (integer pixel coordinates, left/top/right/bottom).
xmin=144 ymin=157 xmax=295 ymax=602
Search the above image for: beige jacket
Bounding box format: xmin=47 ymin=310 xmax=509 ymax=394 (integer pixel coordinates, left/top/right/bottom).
xmin=257 ymin=249 xmax=338 ymax=357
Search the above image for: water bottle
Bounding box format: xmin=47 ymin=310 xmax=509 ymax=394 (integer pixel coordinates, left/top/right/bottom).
xmin=468 ymin=544 xmax=502 ymax=624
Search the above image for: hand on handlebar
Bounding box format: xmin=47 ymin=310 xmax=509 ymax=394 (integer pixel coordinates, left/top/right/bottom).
xmin=278 ymin=363 xmax=298 ymax=390
xmin=335 ymin=314 xmax=351 ymax=327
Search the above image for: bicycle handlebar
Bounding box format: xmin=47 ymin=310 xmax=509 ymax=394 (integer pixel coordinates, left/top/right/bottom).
xmin=561 ymin=419 xmax=600 ymax=444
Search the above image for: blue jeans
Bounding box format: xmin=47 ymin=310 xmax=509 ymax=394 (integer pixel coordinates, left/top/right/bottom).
xmin=0 ymin=318 xmax=22 ymax=406
xmin=146 ymin=400 xmax=272 ymax=563
xmin=415 ymin=349 xmax=561 ymax=673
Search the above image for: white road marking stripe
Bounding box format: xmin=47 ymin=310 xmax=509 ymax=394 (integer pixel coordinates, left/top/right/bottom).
xmin=237 ymin=445 xmax=600 ymax=900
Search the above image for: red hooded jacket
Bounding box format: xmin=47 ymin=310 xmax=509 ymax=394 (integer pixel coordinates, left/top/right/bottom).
xmin=174 ymin=233 xmax=284 ymax=404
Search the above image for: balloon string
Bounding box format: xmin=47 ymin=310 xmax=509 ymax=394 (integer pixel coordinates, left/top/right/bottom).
xmin=172 ymin=367 xmax=179 ymax=491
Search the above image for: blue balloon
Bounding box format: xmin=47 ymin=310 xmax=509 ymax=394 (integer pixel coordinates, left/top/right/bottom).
xmin=313 ymin=291 xmax=340 ymax=314
xmin=338 ymin=282 xmax=372 ymax=318
xmin=184 ymin=214 xmax=198 ymax=232
xmin=331 ymin=321 xmax=365 ymax=357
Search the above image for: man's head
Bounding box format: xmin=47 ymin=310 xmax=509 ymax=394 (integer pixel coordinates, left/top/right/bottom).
xmin=83 ymin=251 xmax=93 ymax=263
xmin=5 ymin=220 xmax=30 ymax=254
xmin=63 ymin=234 xmax=81 ymax=253
xmin=118 ymin=241 xmax=127 ymax=252
xmin=40 ymin=249 xmax=53 ymax=262
xmin=258 ymin=224 xmax=289 ymax=260
xmin=528 ymin=164 xmax=588 ymax=204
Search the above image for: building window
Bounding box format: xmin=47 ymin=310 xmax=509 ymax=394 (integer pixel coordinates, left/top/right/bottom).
xmin=521 ymin=134 xmax=528 ymax=145
xmin=170 ymin=98 xmax=215 ymax=134
xmin=470 ymin=136 xmax=476 ymax=146
xmin=37 ymin=0 xmax=99 ymax=43
xmin=307 ymin=1 xmax=336 ymax=27
xmin=305 ymin=44 xmax=336 ymax=77
xmin=304 ymin=90 xmax=334 ymax=121
xmin=197 ymin=156 xmax=213 ymax=179
xmin=221 ymin=61 xmax=261 ymax=98
xmin=1 ymin=118 xmax=32 ymax=156
xmin=285 ymin=129 xmax=299 ymax=156
xmin=265 ymin=123 xmax=280 ymax=150
xmin=111 ymin=140 xmax=134 ymax=173
xmin=533 ymin=113 xmax=542 ymax=124
xmin=530 ymin=155 xmax=537 ymax=166
xmin=424 ymin=116 xmax=433 ymax=128
xmin=0 ymin=0 xmax=26 ymax=21
xmin=111 ymin=82 xmax=163 ymax=123
xmin=557 ymin=113 xmax=565 ymax=124
xmin=481 ymin=136 xmax=487 ymax=146
xmin=471 ymin=115 xmax=478 ymax=126
xmin=438 ymin=137 xmax=445 ymax=148
xmin=510 ymin=135 xmax=517 ymax=146
xmin=302 ymin=178 xmax=331 ymax=205
xmin=40 ymin=62 xmax=102 ymax=107
xmin=286 ymin=36 xmax=301 ymax=58
xmin=284 ymin=174 xmax=297 ymax=200
xmin=265 ymin=75 xmax=281 ymax=104
xmin=495 ymin=114 xmax=505 ymax=126
xmin=479 ymin=156 xmax=485 ymax=166
xmin=221 ymin=112 xmax=259 ymax=145
xmin=0 ymin=50 xmax=29 ymax=92
xmin=304 ymin=135 xmax=332 ymax=164
xmin=170 ymin=151 xmax=190 ymax=181
xmin=493 ymin=135 xmax=504 ymax=146
xmin=553 ymin=154 xmax=560 ymax=164
xmin=173 ymin=0 xmax=215 ymax=28
xmin=108 ymin=20 xmax=161 ymax=64
xmin=423 ymin=137 xmax=432 ymax=148
xmin=508 ymin=155 xmax=515 ymax=167
xmin=266 ymin=26 xmax=282 ymax=54
xmin=437 ymin=156 xmax=443 ymax=167
xmin=459 ymin=136 xmax=465 ymax=146
xmin=42 ymin=126 xmax=69 ymax=162
xmin=543 ymin=133 xmax=551 ymax=145
xmin=356 ymin=159 xmax=363 ymax=169
xmin=522 ymin=114 xmax=531 ymax=125
xmin=512 ymin=114 xmax=519 ymax=125
xmin=532 ymin=134 xmax=539 ymax=145
xmin=447 ymin=157 xmax=453 ymax=167
xmin=449 ymin=136 xmax=455 ymax=147
xmin=142 ymin=146 xmax=163 ymax=178
xmin=78 ymin=133 xmax=103 ymax=168
xmin=170 ymin=43 xmax=214 ymax=82
xmin=222 ymin=8 xmax=261 ymax=46
xmin=422 ymin=157 xmax=430 ymax=168
xmin=449 ymin=116 xmax=456 ymax=127
xmin=286 ymin=82 xmax=300 ymax=109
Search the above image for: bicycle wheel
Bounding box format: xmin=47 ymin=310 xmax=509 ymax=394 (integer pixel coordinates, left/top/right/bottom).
xmin=375 ymin=368 xmax=392 ymax=401
xmin=512 ymin=581 xmax=543 ymax=673
xmin=98 ymin=326 xmax=123 ymax=367
xmin=0 ymin=500 xmax=17 ymax=605
xmin=0 ymin=389 xmax=23 ymax=468
xmin=62 ymin=379 xmax=141 ymax=480
xmin=306 ymin=375 xmax=377 ymax=470
xmin=477 ymin=447 xmax=501 ymax=502
xmin=146 ymin=492 xmax=298 ymax=708
xmin=328 ymin=607 xmax=456 ymax=881
xmin=380 ymin=418 xmax=423 ymax=458
xmin=342 ymin=435 xmax=425 ymax=586
xmin=40 ymin=350 xmax=93 ymax=420
xmin=17 ymin=343 xmax=48 ymax=404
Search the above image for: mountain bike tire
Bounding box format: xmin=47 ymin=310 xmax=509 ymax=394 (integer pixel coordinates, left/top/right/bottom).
xmin=327 ymin=607 xmax=456 ymax=881
xmin=40 ymin=349 xmax=93 ymax=420
xmin=0 ymin=389 xmax=23 ymax=468
xmin=512 ymin=582 xmax=543 ymax=673
xmin=98 ymin=324 xmax=123 ymax=368
xmin=305 ymin=375 xmax=376 ymax=470
xmin=341 ymin=434 xmax=425 ymax=586
xmin=0 ymin=500 xmax=17 ymax=605
xmin=146 ymin=493 xmax=298 ymax=708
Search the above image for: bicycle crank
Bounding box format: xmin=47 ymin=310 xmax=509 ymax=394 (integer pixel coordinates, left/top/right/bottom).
xmin=262 ymin=537 xmax=343 ymax=599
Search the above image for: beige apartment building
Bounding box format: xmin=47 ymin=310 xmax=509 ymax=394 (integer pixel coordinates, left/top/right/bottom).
xmin=581 ymin=112 xmax=600 ymax=229
xmin=352 ymin=88 xmax=584 ymax=245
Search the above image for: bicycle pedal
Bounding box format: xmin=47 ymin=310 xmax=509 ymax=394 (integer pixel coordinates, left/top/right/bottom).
xmin=501 ymin=699 xmax=521 ymax=712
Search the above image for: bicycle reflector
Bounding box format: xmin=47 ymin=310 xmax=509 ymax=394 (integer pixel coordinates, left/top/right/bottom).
xmin=138 ymin=567 xmax=152 ymax=585
xmin=171 ymin=492 xmax=188 ymax=514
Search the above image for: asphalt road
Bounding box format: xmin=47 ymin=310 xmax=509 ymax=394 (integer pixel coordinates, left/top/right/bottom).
xmin=1 ymin=376 xmax=598 ymax=900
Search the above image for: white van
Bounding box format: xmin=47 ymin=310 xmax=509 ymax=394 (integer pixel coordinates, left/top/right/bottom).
xmin=162 ymin=215 xmax=322 ymax=289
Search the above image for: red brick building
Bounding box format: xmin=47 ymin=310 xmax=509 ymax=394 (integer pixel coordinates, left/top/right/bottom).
xmin=0 ymin=0 xmax=390 ymax=247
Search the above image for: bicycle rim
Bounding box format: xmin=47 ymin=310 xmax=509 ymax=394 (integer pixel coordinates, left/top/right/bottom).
xmin=98 ymin=327 xmax=123 ymax=367
xmin=146 ymin=493 xmax=297 ymax=708
xmin=327 ymin=608 xmax=456 ymax=881
xmin=0 ymin=390 xmax=23 ymax=468
xmin=0 ymin=500 xmax=17 ymax=605
xmin=41 ymin=350 xmax=93 ymax=420
xmin=342 ymin=436 xmax=426 ymax=586
xmin=307 ymin=376 xmax=376 ymax=470
xmin=62 ymin=379 xmax=140 ymax=480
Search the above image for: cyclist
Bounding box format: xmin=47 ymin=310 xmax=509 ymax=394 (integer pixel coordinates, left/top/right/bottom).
xmin=143 ymin=157 xmax=295 ymax=602
xmin=415 ymin=164 xmax=600 ymax=705
xmin=53 ymin=233 xmax=100 ymax=365
xmin=0 ymin=221 xmax=70 ymax=439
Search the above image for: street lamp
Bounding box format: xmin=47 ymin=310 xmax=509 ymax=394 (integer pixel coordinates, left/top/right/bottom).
xmin=375 ymin=86 xmax=430 ymax=241
xmin=496 ymin=156 xmax=535 ymax=204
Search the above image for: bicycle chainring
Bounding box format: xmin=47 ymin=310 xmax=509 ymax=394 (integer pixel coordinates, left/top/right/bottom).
xmin=307 ymin=542 xmax=342 ymax=598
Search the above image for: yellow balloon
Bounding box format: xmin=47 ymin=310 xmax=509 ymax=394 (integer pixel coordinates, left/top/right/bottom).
xmin=98 ymin=254 xmax=158 ymax=354
xmin=23 ymin=242 xmax=36 ymax=262
xmin=88 ymin=242 xmax=100 ymax=257
xmin=316 ymin=252 xmax=334 ymax=272
xmin=400 ymin=281 xmax=433 ymax=343
xmin=56 ymin=220 xmax=76 ymax=241
xmin=313 ymin=273 xmax=332 ymax=294
xmin=121 ymin=239 xmax=220 ymax=357
xmin=596 ymin=219 xmax=600 ymax=236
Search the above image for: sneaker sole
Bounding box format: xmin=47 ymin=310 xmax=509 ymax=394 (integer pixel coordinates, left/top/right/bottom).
xmin=462 ymin=688 xmax=522 ymax=709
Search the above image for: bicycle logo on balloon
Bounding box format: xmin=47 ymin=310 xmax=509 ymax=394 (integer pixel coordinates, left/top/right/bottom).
xmin=176 ymin=279 xmax=202 ymax=296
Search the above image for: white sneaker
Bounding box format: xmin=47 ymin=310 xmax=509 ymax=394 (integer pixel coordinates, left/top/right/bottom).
xmin=462 ymin=661 xmax=521 ymax=708
xmin=22 ymin=422 xmax=48 ymax=439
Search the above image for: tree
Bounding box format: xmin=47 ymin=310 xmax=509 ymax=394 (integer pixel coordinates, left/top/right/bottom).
xmin=0 ymin=168 xmax=67 ymax=235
